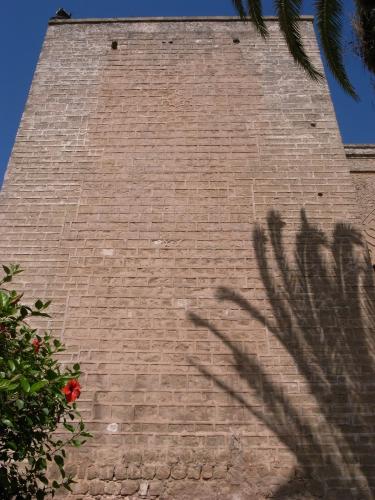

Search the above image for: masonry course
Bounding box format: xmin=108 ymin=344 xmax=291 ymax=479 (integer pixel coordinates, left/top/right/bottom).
xmin=1 ymin=17 xmax=374 ymax=499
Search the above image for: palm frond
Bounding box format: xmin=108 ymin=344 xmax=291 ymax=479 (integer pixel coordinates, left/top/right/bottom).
xmin=246 ymin=0 xmax=268 ymax=38
xmin=232 ymin=0 xmax=269 ymax=38
xmin=275 ymin=0 xmax=324 ymax=82
xmin=232 ymin=0 xmax=247 ymax=19
xmin=316 ymin=0 xmax=357 ymax=98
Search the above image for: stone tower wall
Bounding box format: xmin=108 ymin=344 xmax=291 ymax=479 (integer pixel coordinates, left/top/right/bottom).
xmin=1 ymin=18 xmax=374 ymax=499
xmin=345 ymin=145 xmax=375 ymax=266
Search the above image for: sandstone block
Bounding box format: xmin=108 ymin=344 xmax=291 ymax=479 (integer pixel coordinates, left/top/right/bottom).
xmin=171 ymin=464 xmax=187 ymax=480
xmin=121 ymin=479 xmax=140 ymax=495
xmin=156 ymin=464 xmax=171 ymax=480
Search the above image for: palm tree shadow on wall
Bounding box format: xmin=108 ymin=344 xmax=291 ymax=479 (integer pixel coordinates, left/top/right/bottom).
xmin=188 ymin=209 xmax=375 ymax=499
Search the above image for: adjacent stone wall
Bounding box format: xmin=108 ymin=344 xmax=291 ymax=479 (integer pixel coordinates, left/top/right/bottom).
xmin=1 ymin=18 xmax=374 ymax=499
xmin=346 ymin=145 xmax=375 ymax=265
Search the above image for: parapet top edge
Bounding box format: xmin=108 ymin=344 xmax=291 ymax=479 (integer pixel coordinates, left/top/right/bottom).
xmin=345 ymin=144 xmax=375 ymax=159
xmin=49 ymin=15 xmax=314 ymax=25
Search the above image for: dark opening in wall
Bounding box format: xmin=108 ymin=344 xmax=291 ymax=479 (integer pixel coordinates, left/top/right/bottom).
xmin=111 ymin=41 xmax=118 ymax=50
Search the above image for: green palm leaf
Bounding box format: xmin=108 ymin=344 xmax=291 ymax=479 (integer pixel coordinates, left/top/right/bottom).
xmin=276 ymin=0 xmax=323 ymax=82
xmin=232 ymin=0 xmax=359 ymax=98
xmin=232 ymin=0 xmax=247 ymax=19
xmin=246 ymin=0 xmax=268 ymax=38
xmin=232 ymin=0 xmax=268 ymax=38
xmin=316 ymin=0 xmax=358 ymax=98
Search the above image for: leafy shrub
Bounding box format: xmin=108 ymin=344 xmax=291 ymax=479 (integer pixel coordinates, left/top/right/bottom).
xmin=0 ymin=264 xmax=90 ymax=499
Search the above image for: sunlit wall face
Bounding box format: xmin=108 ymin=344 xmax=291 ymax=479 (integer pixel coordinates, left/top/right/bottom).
xmin=0 ymin=16 xmax=374 ymax=499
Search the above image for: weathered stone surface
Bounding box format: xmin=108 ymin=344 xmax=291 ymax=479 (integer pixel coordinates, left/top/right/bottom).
xmin=72 ymin=481 xmax=89 ymax=495
xmin=200 ymin=464 xmax=213 ymax=480
xmin=346 ymin=145 xmax=375 ymax=265
xmin=127 ymin=464 xmax=142 ymax=480
xmin=99 ymin=465 xmax=114 ymax=480
xmin=142 ymin=464 xmax=156 ymax=480
xmin=171 ymin=464 xmax=187 ymax=480
xmin=104 ymin=481 xmax=121 ymax=495
xmin=114 ymin=464 xmax=127 ymax=480
xmin=120 ymin=479 xmax=140 ymax=495
xmin=156 ymin=465 xmax=171 ymax=480
xmin=87 ymin=466 xmax=97 ymax=481
xmin=187 ymin=464 xmax=202 ymax=480
xmin=149 ymin=479 xmax=163 ymax=496
xmin=213 ymin=464 xmax=227 ymax=479
xmin=1 ymin=15 xmax=374 ymax=500
xmin=88 ymin=479 xmax=105 ymax=496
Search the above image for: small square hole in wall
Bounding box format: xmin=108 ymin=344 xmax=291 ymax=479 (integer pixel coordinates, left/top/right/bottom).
xmin=111 ymin=41 xmax=118 ymax=50
xmin=233 ymin=38 xmax=240 ymax=44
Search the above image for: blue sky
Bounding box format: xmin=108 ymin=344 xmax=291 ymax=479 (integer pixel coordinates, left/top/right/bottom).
xmin=1 ymin=1 xmax=374 ymax=185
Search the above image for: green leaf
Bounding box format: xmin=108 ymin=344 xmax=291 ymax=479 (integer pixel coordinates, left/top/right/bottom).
xmin=15 ymin=399 xmax=24 ymax=410
xmin=7 ymin=383 xmax=19 ymax=391
xmin=35 ymin=299 xmax=43 ymax=310
xmin=30 ymin=380 xmax=48 ymax=394
xmin=73 ymin=363 xmax=80 ymax=371
xmin=20 ymin=306 xmax=29 ymax=319
xmin=54 ymin=455 xmax=64 ymax=468
xmin=63 ymin=422 xmax=75 ymax=433
xmin=20 ymin=377 xmax=30 ymax=393
xmin=52 ymin=480 xmax=60 ymax=489
xmin=2 ymin=265 xmax=10 ymax=275
xmin=39 ymin=476 xmax=49 ymax=486
xmin=31 ymin=311 xmax=51 ymax=318
xmin=246 ymin=0 xmax=268 ymax=38
xmin=7 ymin=441 xmax=17 ymax=451
xmin=9 ymin=293 xmax=23 ymax=305
xmin=46 ymin=369 xmax=58 ymax=380
xmin=0 ymin=379 xmax=10 ymax=390
xmin=0 ymin=291 xmax=9 ymax=308
xmin=276 ymin=0 xmax=323 ymax=82
xmin=2 ymin=418 xmax=13 ymax=427
xmin=315 ymin=0 xmax=357 ymax=98
xmin=81 ymin=431 xmax=93 ymax=438
xmin=7 ymin=359 xmax=15 ymax=372
xmin=42 ymin=408 xmax=49 ymax=416
xmin=63 ymin=481 xmax=73 ymax=491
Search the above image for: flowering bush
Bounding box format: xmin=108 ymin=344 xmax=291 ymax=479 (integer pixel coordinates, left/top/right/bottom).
xmin=0 ymin=264 xmax=91 ymax=499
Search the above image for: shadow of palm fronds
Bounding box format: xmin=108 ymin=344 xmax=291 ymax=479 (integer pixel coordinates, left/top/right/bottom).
xmin=188 ymin=209 xmax=375 ymax=499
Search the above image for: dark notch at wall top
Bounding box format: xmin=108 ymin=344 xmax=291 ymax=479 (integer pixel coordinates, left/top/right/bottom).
xmin=49 ymin=15 xmax=314 ymax=25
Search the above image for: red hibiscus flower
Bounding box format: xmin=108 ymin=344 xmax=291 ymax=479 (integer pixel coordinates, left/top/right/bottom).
xmin=32 ymin=338 xmax=41 ymax=353
xmin=62 ymin=379 xmax=81 ymax=403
